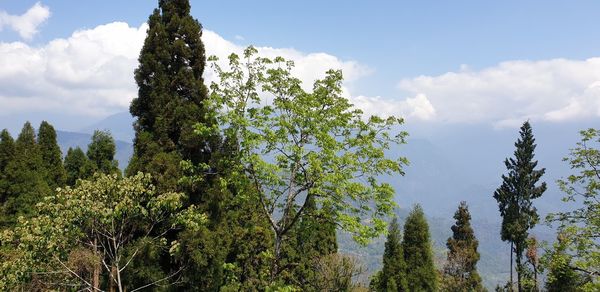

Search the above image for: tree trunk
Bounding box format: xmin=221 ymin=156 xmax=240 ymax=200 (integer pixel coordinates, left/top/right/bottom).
xmin=516 ymin=243 xmax=522 ymax=292
xmin=109 ymin=265 xmax=118 ymax=292
xmin=533 ymin=262 xmax=538 ymax=292
xmin=510 ymin=242 xmax=514 ymax=292
xmin=271 ymin=232 xmax=282 ymax=282
xmin=92 ymin=238 xmax=100 ymax=290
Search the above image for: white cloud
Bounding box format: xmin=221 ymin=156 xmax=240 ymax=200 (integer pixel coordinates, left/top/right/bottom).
xmin=398 ymin=58 xmax=600 ymax=126
xmin=0 ymin=22 xmax=377 ymax=118
xmin=349 ymin=94 xmax=435 ymax=121
xmin=0 ymin=22 xmax=147 ymax=117
xmin=0 ymin=2 xmax=50 ymax=40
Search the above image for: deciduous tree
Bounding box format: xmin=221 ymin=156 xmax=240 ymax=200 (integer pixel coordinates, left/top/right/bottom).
xmin=201 ymin=47 xmax=407 ymax=283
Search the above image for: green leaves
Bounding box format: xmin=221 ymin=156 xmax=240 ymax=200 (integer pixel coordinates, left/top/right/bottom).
xmin=545 ymin=128 xmax=600 ymax=290
xmin=204 ymin=47 xmax=407 ymax=245
xmin=0 ymin=173 xmax=205 ymax=290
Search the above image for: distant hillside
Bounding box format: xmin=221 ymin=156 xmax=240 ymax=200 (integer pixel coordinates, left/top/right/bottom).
xmin=79 ymin=112 xmax=136 ymax=143
xmin=56 ymin=130 xmax=133 ymax=171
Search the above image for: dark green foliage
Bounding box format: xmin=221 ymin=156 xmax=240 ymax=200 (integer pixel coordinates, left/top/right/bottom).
xmin=377 ymin=217 xmax=408 ymax=292
xmin=128 ymin=0 xmax=218 ymax=197
xmin=493 ymin=121 xmax=546 ymax=291
xmin=37 ymin=121 xmax=66 ymax=189
xmin=403 ymin=205 xmax=437 ymax=291
xmin=0 ymin=130 xmax=15 ymax=203
xmin=64 ymin=147 xmax=92 ymax=186
xmin=285 ymin=197 xmax=338 ymax=290
xmin=1 ymin=122 xmax=50 ymax=227
xmin=86 ymin=130 xmax=119 ymax=175
xmin=442 ymin=201 xmax=484 ymax=292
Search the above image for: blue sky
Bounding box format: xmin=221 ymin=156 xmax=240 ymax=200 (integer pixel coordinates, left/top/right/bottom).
xmin=1 ymin=0 xmax=600 ymax=133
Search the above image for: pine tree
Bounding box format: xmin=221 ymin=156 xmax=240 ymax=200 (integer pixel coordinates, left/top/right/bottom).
xmin=378 ymin=217 xmax=408 ymax=292
xmin=128 ymin=0 xmax=218 ymax=198
xmin=64 ymin=147 xmax=92 ymax=186
xmin=37 ymin=121 xmax=66 ymax=189
xmin=1 ymin=122 xmax=50 ymax=227
xmin=493 ymin=121 xmax=546 ymax=292
xmin=86 ymin=130 xmax=119 ymax=175
xmin=442 ymin=201 xmax=484 ymax=292
xmin=403 ymin=205 xmax=437 ymax=291
xmin=0 ymin=129 xmax=16 ymax=203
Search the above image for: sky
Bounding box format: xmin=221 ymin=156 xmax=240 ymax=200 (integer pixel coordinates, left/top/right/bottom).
xmin=1 ymin=0 xmax=600 ymax=134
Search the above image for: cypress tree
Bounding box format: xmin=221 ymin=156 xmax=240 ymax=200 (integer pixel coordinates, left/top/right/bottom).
xmin=37 ymin=121 xmax=66 ymax=189
xmin=493 ymin=121 xmax=546 ymax=292
xmin=64 ymin=147 xmax=92 ymax=186
xmin=128 ymin=0 xmax=218 ymax=198
xmin=86 ymin=130 xmax=119 ymax=175
xmin=378 ymin=217 xmax=408 ymax=292
xmin=443 ymin=201 xmax=484 ymax=292
xmin=0 ymin=129 xmax=15 ymax=203
xmin=1 ymin=122 xmax=50 ymax=227
xmin=403 ymin=204 xmax=437 ymax=291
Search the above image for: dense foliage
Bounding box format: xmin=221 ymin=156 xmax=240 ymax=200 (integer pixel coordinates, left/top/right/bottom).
xmin=442 ymin=201 xmax=484 ymax=292
xmin=402 ymin=205 xmax=437 ymax=291
xmin=544 ymin=128 xmax=600 ymax=291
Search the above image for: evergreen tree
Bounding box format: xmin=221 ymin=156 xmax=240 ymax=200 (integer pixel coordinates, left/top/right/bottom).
xmin=64 ymin=147 xmax=92 ymax=186
xmin=86 ymin=130 xmax=119 ymax=175
xmin=442 ymin=201 xmax=484 ymax=292
xmin=128 ymin=0 xmax=218 ymax=197
xmin=1 ymin=122 xmax=50 ymax=227
xmin=378 ymin=217 xmax=408 ymax=292
xmin=37 ymin=121 xmax=66 ymax=189
xmin=286 ymin=197 xmax=338 ymax=290
xmin=0 ymin=130 xmax=15 ymax=203
xmin=493 ymin=121 xmax=546 ymax=292
xmin=403 ymin=205 xmax=437 ymax=291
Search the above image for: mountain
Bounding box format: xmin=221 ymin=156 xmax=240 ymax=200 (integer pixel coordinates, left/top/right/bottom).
xmin=56 ymin=130 xmax=133 ymax=171
xmin=79 ymin=112 xmax=136 ymax=143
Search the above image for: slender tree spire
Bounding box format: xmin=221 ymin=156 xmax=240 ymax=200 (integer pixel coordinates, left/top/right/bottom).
xmin=493 ymin=120 xmax=546 ymax=292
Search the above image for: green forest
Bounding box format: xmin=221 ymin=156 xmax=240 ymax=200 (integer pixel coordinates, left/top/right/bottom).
xmin=0 ymin=1 xmax=598 ymax=291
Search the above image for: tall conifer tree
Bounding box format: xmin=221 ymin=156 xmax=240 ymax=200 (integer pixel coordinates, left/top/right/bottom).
xmin=1 ymin=122 xmax=50 ymax=227
xmin=37 ymin=121 xmax=66 ymax=189
xmin=378 ymin=217 xmax=408 ymax=292
xmin=443 ymin=201 xmax=484 ymax=292
xmin=128 ymin=0 xmax=218 ymax=198
xmin=493 ymin=121 xmax=546 ymax=292
xmin=0 ymin=130 xmax=15 ymax=203
xmin=403 ymin=205 xmax=437 ymax=291
xmin=127 ymin=1 xmax=227 ymax=288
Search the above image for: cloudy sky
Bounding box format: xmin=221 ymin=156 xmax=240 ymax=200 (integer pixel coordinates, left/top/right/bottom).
xmin=1 ymin=0 xmax=600 ymax=134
